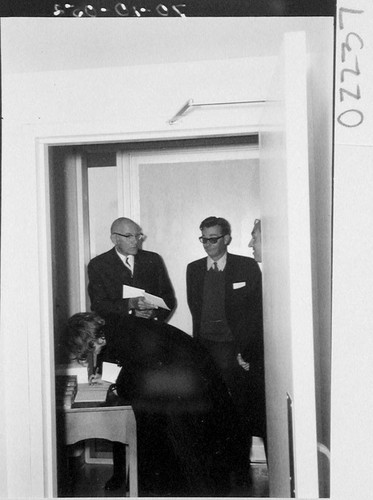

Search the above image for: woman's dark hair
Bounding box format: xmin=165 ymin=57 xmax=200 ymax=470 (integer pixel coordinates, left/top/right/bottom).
xmin=67 ymin=312 xmax=105 ymax=363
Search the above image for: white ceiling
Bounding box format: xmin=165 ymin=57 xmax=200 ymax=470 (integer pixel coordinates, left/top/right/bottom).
xmin=1 ymin=17 xmax=330 ymax=74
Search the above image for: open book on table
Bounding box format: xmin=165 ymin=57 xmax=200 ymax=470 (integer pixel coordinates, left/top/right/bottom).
xmin=74 ymin=381 xmax=111 ymax=404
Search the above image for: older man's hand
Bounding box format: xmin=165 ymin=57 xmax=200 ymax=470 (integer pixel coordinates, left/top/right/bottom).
xmin=129 ymin=297 xmax=156 ymax=319
xmin=134 ymin=308 xmax=156 ymax=319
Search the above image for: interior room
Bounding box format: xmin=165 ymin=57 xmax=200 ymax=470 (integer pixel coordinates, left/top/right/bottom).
xmin=1 ymin=17 xmax=334 ymax=499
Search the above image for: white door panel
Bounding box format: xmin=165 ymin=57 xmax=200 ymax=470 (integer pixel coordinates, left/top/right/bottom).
xmin=129 ymin=147 xmax=260 ymax=333
xmin=260 ymin=31 xmax=318 ymax=497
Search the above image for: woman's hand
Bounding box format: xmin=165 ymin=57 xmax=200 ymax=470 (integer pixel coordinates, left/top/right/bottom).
xmin=89 ymin=372 xmax=102 ymax=385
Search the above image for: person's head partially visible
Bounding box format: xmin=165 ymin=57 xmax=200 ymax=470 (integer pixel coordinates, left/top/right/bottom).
xmin=110 ymin=217 xmax=144 ymax=256
xmin=67 ymin=312 xmax=106 ymax=366
xmin=248 ymin=218 xmax=262 ymax=263
xmin=199 ymin=216 xmax=231 ymax=262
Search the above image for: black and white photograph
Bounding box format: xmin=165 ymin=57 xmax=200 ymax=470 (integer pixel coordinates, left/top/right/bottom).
xmin=0 ymin=2 xmax=372 ymax=500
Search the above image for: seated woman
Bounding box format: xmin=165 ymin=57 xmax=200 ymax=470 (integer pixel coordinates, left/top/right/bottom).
xmin=67 ymin=312 xmax=248 ymax=497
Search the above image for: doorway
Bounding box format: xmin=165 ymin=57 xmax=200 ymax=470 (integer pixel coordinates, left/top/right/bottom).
xmin=49 ymin=138 xmax=260 ymax=339
xmin=50 ymin=138 xmax=266 ymax=495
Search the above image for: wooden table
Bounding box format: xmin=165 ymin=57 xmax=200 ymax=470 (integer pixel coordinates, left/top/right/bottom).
xmin=63 ymin=403 xmax=137 ymax=497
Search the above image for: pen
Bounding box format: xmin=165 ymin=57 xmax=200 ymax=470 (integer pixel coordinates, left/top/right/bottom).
xmin=89 ymin=366 xmax=99 ymax=385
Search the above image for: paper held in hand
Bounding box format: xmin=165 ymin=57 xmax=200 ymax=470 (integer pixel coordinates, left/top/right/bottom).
xmin=122 ymin=285 xmax=170 ymax=310
xmin=102 ymin=362 xmax=122 ymax=383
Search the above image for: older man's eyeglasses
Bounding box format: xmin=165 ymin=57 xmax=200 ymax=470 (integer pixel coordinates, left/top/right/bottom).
xmin=112 ymin=232 xmax=144 ymax=241
xmin=199 ymin=235 xmax=225 ymax=245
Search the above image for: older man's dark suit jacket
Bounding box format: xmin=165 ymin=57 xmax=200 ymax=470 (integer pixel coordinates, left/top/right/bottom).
xmin=88 ymin=247 xmax=176 ymax=322
xmin=186 ymin=252 xmax=263 ymax=368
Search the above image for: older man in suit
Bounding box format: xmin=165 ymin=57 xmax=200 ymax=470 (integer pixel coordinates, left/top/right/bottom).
xmin=88 ymin=217 xmax=176 ymax=322
xmin=87 ymin=216 xmax=176 ymax=490
xmin=187 ymin=216 xmax=265 ymax=484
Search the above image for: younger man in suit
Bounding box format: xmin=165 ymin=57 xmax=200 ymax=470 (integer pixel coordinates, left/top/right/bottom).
xmin=187 ymin=216 xmax=265 ymax=483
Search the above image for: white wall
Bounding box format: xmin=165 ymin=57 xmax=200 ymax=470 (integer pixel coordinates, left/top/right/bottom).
xmin=137 ymin=153 xmax=260 ymax=333
xmin=2 ymin=56 xmax=274 ymax=133
xmin=1 ymin=54 xmax=274 ymax=498
xmin=306 ymin=23 xmax=334 ymax=498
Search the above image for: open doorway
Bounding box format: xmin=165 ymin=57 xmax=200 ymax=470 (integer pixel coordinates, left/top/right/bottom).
xmin=50 ymin=137 xmax=269 ymax=496
xmin=49 ymin=137 xmax=259 ymax=358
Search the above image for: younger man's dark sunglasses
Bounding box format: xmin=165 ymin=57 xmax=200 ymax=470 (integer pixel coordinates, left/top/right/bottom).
xmin=199 ymin=235 xmax=225 ymax=245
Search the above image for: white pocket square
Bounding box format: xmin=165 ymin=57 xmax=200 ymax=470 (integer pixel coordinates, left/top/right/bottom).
xmin=233 ymin=282 xmax=246 ymax=289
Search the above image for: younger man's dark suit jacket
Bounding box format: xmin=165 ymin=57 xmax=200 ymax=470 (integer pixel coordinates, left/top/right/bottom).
xmin=186 ymin=252 xmax=263 ymax=368
xmin=88 ymin=247 xmax=176 ymax=322
xmin=187 ymin=252 xmax=266 ymax=437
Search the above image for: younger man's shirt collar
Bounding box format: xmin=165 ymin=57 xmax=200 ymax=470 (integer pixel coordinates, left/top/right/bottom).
xmin=207 ymin=253 xmax=227 ymax=271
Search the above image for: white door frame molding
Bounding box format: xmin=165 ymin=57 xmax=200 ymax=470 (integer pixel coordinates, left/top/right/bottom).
xmin=260 ymin=31 xmax=318 ymax=497
xmin=31 ymin=123 xmax=258 ymax=497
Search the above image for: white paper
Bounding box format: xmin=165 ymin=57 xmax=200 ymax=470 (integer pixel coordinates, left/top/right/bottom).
xmin=233 ymin=282 xmax=246 ymax=289
xmin=122 ymin=284 xmax=145 ymax=298
xmin=102 ymin=361 xmax=122 ymax=383
xmin=143 ymin=292 xmax=170 ymax=310
xmin=55 ymin=363 xmax=88 ymax=384
xmin=122 ymin=285 xmax=170 ymax=310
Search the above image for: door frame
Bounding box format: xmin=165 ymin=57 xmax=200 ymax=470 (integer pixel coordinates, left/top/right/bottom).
xmin=34 ymin=124 xmax=260 ymax=497
xmin=259 ymin=31 xmax=318 ymax=497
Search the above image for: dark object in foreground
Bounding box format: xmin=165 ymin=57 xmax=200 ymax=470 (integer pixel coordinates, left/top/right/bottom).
xmin=102 ymin=314 xmax=248 ymax=497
